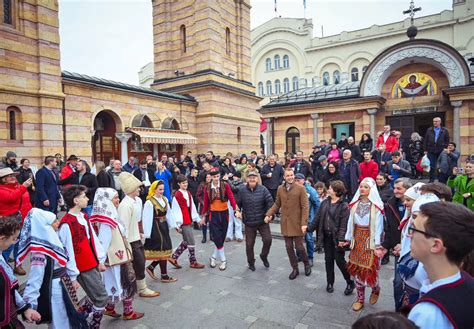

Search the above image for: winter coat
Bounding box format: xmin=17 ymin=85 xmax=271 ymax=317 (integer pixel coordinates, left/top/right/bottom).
xmin=220 ymin=164 xmax=237 ymax=177
xmin=17 ymin=167 xmax=35 ymax=205
xmin=237 ymin=184 xmax=274 ymax=227
xmin=407 ymin=140 xmax=424 ymax=166
xmin=377 ymin=183 xmax=394 ymax=203
xmin=384 ymin=159 xmax=412 ymax=178
xmin=260 ymin=163 xmax=284 ymax=190
xmin=96 ymin=170 xmax=111 ymax=188
xmin=338 ymin=159 xmax=361 ymax=198
xmin=0 ymin=183 xmax=32 ymax=220
xmin=155 ymin=169 xmax=172 ymax=202
xmin=308 ymin=198 xmax=349 ymax=249
xmin=314 ymin=165 xmax=328 ymax=183
xmin=382 ymin=197 xmax=404 ymax=250
xmin=359 ymin=160 xmax=379 ymax=181
xmin=359 ymin=140 xmax=373 ymax=153
xmin=448 ymin=175 xmax=474 ymax=211
xmin=290 ymin=160 xmax=312 ymax=178
xmin=58 ymin=171 xmax=99 ymax=206
xmin=423 ymin=126 xmax=450 ymax=154
xmin=437 ymin=150 xmax=460 ymax=175
xmin=322 ymin=170 xmax=341 ymax=188
xmin=34 ymin=166 xmax=61 ymax=211
xmin=345 ymin=144 xmax=362 ymax=163
xmin=266 ymin=183 xmax=309 ymax=237
xmin=371 ymin=150 xmax=392 ymax=169
xmin=304 ymin=182 xmax=320 ymax=225
xmin=376 ymin=133 xmax=399 ymax=153
xmin=327 ymin=149 xmax=342 ymax=163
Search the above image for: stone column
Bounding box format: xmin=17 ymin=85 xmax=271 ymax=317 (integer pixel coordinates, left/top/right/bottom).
xmin=265 ymin=118 xmax=273 ymax=156
xmin=451 ymin=101 xmax=462 ymax=148
xmin=153 ymin=144 xmax=159 ymax=158
xmin=310 ymin=113 xmax=319 ymax=146
xmin=115 ymin=132 xmax=132 ymax=164
xmin=367 ymin=109 xmax=378 ymax=150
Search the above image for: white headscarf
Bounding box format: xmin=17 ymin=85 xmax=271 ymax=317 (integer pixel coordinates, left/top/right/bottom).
xmin=404 ymin=182 xmax=425 ymax=201
xmin=412 ymin=193 xmax=440 ymax=214
xmin=349 ymin=177 xmax=384 ymax=211
xmin=16 ymin=208 xmax=68 ymax=267
xmin=90 ymin=188 xmax=119 ymax=229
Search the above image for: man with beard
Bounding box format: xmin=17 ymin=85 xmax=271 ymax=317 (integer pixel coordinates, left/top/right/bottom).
xmin=0 ymin=151 xmax=19 ymax=170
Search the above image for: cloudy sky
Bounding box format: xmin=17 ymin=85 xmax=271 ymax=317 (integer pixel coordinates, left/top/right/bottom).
xmin=58 ymin=0 xmax=452 ymax=85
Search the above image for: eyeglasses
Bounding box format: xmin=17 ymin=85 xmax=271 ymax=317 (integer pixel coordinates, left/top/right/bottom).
xmin=407 ymin=225 xmax=437 ymax=238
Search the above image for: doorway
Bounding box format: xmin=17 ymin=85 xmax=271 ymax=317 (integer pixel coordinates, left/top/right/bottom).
xmin=332 ymin=123 xmax=355 ymax=141
xmin=386 ymin=112 xmax=445 ymax=145
xmin=93 ymin=111 xmax=120 ymax=163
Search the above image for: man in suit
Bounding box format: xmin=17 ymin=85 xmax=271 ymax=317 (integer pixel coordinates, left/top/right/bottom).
xmin=424 ymin=117 xmax=450 ymax=182
xmin=132 ymin=159 xmax=156 ymax=203
xmin=35 ymin=155 xmax=61 ymax=214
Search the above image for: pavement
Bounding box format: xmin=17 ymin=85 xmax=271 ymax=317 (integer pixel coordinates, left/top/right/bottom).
xmin=20 ymin=226 xmax=396 ymax=329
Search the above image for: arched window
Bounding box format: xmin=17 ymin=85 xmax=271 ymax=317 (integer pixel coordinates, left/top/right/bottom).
xmin=362 ymin=65 xmax=368 ymax=76
xmin=292 ymin=76 xmax=299 ymax=91
xmin=265 ymin=58 xmax=272 ymax=71
xmin=3 ymin=0 xmax=13 ymax=24
xmin=286 ymin=127 xmax=300 ymax=154
xmin=162 ymin=117 xmax=180 ymax=130
xmin=7 ymin=106 xmax=21 ymax=141
xmin=274 ymin=79 xmax=281 ymax=94
xmin=257 ymin=82 xmax=264 ymax=96
xmin=274 ymin=55 xmax=281 ymax=70
xmin=131 ymin=114 xmax=153 ymax=128
xmin=180 ymin=25 xmax=187 ymax=53
xmin=237 ymin=127 xmax=241 ymax=142
xmin=225 ymin=27 xmax=231 ymax=55
xmin=266 ymin=80 xmax=272 ymax=95
xmin=283 ymin=55 xmax=289 ymax=68
xmin=323 ymin=72 xmax=330 ymax=86
xmin=333 ymin=70 xmax=340 ymax=85
xmin=351 ymin=68 xmax=359 ymax=82
xmin=283 ymin=78 xmax=290 ymax=93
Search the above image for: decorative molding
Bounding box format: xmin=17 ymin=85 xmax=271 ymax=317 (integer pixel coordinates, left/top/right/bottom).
xmin=115 ymin=132 xmax=132 ymax=142
xmin=367 ymin=108 xmax=378 ymax=115
xmin=310 ymin=113 xmax=319 ymax=120
xmin=450 ymin=100 xmax=463 ymax=108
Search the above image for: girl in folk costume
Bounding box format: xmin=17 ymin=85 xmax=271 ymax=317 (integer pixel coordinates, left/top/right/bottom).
xmin=344 ymin=177 xmax=385 ymax=312
xmin=90 ymin=188 xmax=144 ymax=321
xmin=202 ymin=167 xmax=240 ymax=271
xmin=143 ymin=180 xmax=177 ymax=282
xmin=0 ymin=215 xmax=40 ymax=329
xmin=168 ymin=175 xmax=205 ymax=269
xmin=17 ymin=208 xmax=88 ymax=329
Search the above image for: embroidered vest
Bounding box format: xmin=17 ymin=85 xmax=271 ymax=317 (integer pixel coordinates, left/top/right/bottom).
xmin=175 ymin=190 xmax=193 ymax=225
xmin=59 ymin=213 xmax=99 ymax=272
xmin=150 ymin=196 xmax=168 ymax=218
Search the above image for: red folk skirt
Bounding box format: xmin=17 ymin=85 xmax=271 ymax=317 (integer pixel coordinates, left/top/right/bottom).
xmin=347 ymin=225 xmax=380 ymax=287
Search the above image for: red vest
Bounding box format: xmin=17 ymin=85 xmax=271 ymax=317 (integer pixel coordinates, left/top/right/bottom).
xmin=174 ymin=190 xmax=193 ymax=225
xmin=59 ymin=213 xmax=99 ymax=272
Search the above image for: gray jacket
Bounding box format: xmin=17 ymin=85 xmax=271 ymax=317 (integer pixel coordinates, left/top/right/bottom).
xmin=384 ymin=159 xmax=412 ymax=178
xmin=437 ymin=150 xmax=460 ymax=174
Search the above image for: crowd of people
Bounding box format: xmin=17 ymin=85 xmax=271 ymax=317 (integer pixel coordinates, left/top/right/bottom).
xmin=0 ymin=117 xmax=473 ymax=329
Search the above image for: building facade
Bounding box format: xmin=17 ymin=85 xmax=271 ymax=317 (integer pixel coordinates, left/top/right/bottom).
xmin=0 ymin=0 xmax=260 ymax=166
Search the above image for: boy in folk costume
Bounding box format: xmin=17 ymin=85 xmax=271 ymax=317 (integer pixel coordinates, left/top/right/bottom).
xmin=0 ymin=215 xmax=41 ymax=328
xmin=344 ymin=177 xmax=385 ymax=312
xmin=17 ymin=208 xmax=88 ymax=329
xmin=117 ymin=172 xmax=160 ymax=298
xmin=58 ymin=185 xmax=108 ymax=329
xmin=143 ymin=180 xmax=178 ymax=282
xmin=168 ymin=175 xmax=205 ymax=269
xmin=202 ymin=168 xmax=240 ymax=271
xmin=90 ymin=188 xmax=144 ymax=320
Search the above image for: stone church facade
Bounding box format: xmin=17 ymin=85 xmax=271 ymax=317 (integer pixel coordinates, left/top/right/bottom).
xmin=0 ymin=0 xmax=260 ymax=165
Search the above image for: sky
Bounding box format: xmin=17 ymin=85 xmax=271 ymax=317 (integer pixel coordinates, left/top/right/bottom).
xmin=58 ymin=0 xmax=452 ymax=85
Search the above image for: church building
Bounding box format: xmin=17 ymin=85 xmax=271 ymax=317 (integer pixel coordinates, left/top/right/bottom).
xmin=0 ymin=0 xmax=260 ymax=165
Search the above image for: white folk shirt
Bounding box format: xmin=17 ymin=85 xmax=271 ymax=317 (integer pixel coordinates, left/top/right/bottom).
xmin=344 ymin=208 xmax=384 ymax=246
xmin=383 ymin=132 xmax=390 ymax=143
xmin=117 ymin=195 xmax=143 ymax=243
xmin=169 ymin=190 xmax=200 ymax=228
xmin=408 ymin=272 xmax=460 ymax=329
xmin=143 ymin=196 xmax=171 ymax=237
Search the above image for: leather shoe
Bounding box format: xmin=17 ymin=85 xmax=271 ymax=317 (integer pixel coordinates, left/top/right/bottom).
xmin=370 ymin=290 xmax=380 ymax=305
xmin=168 ymin=258 xmax=182 ymax=269
xmin=248 ymin=262 xmax=255 ymax=271
xmin=289 ymin=269 xmax=299 ymax=280
xmin=14 ymin=266 xmax=26 ymax=276
xmin=352 ymin=301 xmax=364 ymax=312
xmin=190 ymin=262 xmax=205 ymax=269
xmin=260 ymin=254 xmax=270 ymax=268
xmin=326 ymin=283 xmax=334 ymax=293
xmin=201 ymin=236 xmax=206 ymax=243
xmin=304 ymin=264 xmax=312 ymax=276
xmin=344 ymin=281 xmax=355 ymax=296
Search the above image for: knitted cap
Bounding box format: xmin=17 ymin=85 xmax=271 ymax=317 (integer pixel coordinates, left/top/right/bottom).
xmin=118 ymin=172 xmax=143 ymax=195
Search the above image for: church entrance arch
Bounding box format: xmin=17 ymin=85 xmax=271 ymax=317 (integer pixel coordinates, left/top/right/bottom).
xmin=92 ymin=110 xmax=121 ymax=163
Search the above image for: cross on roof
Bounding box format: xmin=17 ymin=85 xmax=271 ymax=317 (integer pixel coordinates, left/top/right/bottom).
xmin=403 ymin=0 xmax=422 ymax=25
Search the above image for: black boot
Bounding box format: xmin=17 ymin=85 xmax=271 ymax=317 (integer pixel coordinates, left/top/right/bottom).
xmin=326 ymin=283 xmax=334 ymax=293
xmin=304 ymin=263 xmax=312 ymax=276
xmin=248 ymin=261 xmax=256 ymax=272
xmin=289 ymin=269 xmax=299 ymax=280
xmin=201 ymin=235 xmax=207 ymax=243
xmin=344 ymin=281 xmax=355 ymax=296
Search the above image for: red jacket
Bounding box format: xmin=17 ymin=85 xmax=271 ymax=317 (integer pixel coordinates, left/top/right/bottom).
xmin=376 ymin=133 xmax=399 ymax=153
xmin=60 ymin=164 xmax=74 ymax=182
xmin=0 ymin=183 xmax=32 ymax=222
xmin=359 ymin=160 xmax=379 ymax=181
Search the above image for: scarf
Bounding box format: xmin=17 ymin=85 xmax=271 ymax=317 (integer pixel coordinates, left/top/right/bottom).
xmin=90 ymin=188 xmax=119 ymax=229
xmin=147 ymin=180 xmax=163 ymax=201
xmin=16 ymin=208 xmax=68 ymax=267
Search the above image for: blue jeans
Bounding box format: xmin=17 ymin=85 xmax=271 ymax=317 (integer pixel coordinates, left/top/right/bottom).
xmin=393 ymin=256 xmax=404 ymax=311
xmin=304 ymin=231 xmax=315 ymax=260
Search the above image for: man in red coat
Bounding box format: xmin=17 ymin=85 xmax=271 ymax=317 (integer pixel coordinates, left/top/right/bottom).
xmin=60 ymin=154 xmax=78 ymax=183
xmin=376 ymin=125 xmax=399 ymax=153
xmin=359 ymin=151 xmax=379 ymax=181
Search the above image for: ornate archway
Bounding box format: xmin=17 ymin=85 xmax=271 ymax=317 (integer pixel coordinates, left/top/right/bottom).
xmin=92 ymin=110 xmax=122 ymax=163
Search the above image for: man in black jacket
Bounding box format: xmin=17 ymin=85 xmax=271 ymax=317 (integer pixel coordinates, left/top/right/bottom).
xmin=290 ymin=151 xmax=312 ymax=178
xmin=314 ymin=155 xmax=329 ymax=183
xmin=260 ymin=155 xmax=284 ymax=202
xmin=236 ymin=171 xmax=274 ymax=271
xmin=133 ymin=160 xmax=156 ymax=203
xmin=58 ymin=159 xmax=98 ymax=216
xmin=346 ymin=137 xmax=362 ymax=163
xmin=423 ymin=117 xmax=450 ymax=182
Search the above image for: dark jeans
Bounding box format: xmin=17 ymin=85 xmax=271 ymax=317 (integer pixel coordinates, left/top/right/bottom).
xmin=427 ymin=152 xmax=441 ymax=182
xmin=393 ymin=255 xmax=404 ymax=312
xmin=245 ymin=223 xmax=272 ymax=264
xmin=131 ymin=240 xmax=146 ymax=280
xmin=284 ymin=236 xmax=308 ymax=269
xmin=438 ymin=172 xmax=450 ymax=184
xmin=323 ymin=234 xmax=351 ymax=285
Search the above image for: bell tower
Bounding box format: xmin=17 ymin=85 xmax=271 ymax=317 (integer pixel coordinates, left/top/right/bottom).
xmin=151 ymin=0 xmax=260 ymax=154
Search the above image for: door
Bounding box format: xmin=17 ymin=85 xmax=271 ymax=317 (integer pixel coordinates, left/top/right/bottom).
xmin=386 ymin=115 xmax=414 ymax=149
xmin=332 ymin=123 xmax=355 ymax=141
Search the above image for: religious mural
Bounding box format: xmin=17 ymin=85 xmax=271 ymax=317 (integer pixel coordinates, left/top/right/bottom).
xmin=392 ymin=72 xmax=437 ymax=98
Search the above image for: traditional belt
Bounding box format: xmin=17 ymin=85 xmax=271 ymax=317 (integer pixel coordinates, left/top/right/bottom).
xmin=53 ymin=267 xmax=67 ymax=279
xmin=154 ymin=216 xmax=167 ymax=223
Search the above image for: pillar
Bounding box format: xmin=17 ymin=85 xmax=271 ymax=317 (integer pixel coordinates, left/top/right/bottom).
xmin=367 ymin=109 xmax=377 ymax=150
xmin=311 ymin=113 xmax=320 ymax=147
xmin=265 ymin=118 xmax=273 ymax=156
xmin=451 ymin=101 xmax=462 ymax=149
xmin=115 ymin=132 xmax=132 ymax=164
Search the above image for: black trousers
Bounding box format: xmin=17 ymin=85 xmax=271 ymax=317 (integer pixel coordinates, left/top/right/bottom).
xmin=323 ymin=234 xmax=351 ymax=285
xmin=245 ymin=223 xmax=272 ymax=264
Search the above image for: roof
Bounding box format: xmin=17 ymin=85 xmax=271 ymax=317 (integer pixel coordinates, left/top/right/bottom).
xmin=262 ymin=81 xmax=360 ymax=108
xmin=61 ymin=71 xmax=196 ymax=103
xmin=128 ymin=127 xmax=197 ymax=145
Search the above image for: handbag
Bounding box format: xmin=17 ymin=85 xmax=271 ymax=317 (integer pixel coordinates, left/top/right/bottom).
xmin=106 ymin=228 xmax=133 ymax=267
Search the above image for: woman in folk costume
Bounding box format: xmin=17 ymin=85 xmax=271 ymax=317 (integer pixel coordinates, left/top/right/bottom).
xmin=143 ymin=180 xmax=177 ymax=282
xmin=17 ymin=208 xmax=88 ymax=329
xmin=344 ymin=177 xmax=385 ymax=311
xmin=398 ymin=190 xmax=439 ymax=312
xmin=90 ymin=188 xmax=144 ymax=321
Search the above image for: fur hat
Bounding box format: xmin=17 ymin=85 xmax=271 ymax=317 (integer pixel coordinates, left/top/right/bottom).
xmin=118 ymin=172 xmax=143 ymax=195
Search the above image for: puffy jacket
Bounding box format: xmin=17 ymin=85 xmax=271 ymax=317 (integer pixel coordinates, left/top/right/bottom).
xmin=237 ymin=184 xmax=274 ymax=227
xmin=359 ymin=160 xmax=379 ymax=181
xmin=260 ymin=163 xmax=284 ymax=190
xmin=376 ymin=133 xmax=399 ymax=153
xmin=0 ymin=183 xmax=32 ymax=221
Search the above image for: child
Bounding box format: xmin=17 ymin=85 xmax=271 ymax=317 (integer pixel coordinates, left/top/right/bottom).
xmin=17 ymin=208 xmax=88 ymax=329
xmin=0 ymin=215 xmax=40 ymax=328
xmin=168 ymin=175 xmax=205 ymax=269
xmin=143 ymin=180 xmax=177 ymax=282
xmin=58 ymin=185 xmax=108 ymax=329
xmin=91 ymin=188 xmax=144 ymax=320
xmin=315 ymin=182 xmax=328 ymax=202
xmin=225 ymin=171 xmax=244 ymax=242
xmin=117 ymin=172 xmax=160 ymax=298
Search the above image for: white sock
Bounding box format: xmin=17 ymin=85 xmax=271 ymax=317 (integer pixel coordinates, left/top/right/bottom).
xmin=212 ymin=248 xmax=218 ymax=259
xmin=218 ymin=248 xmax=226 ymax=262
